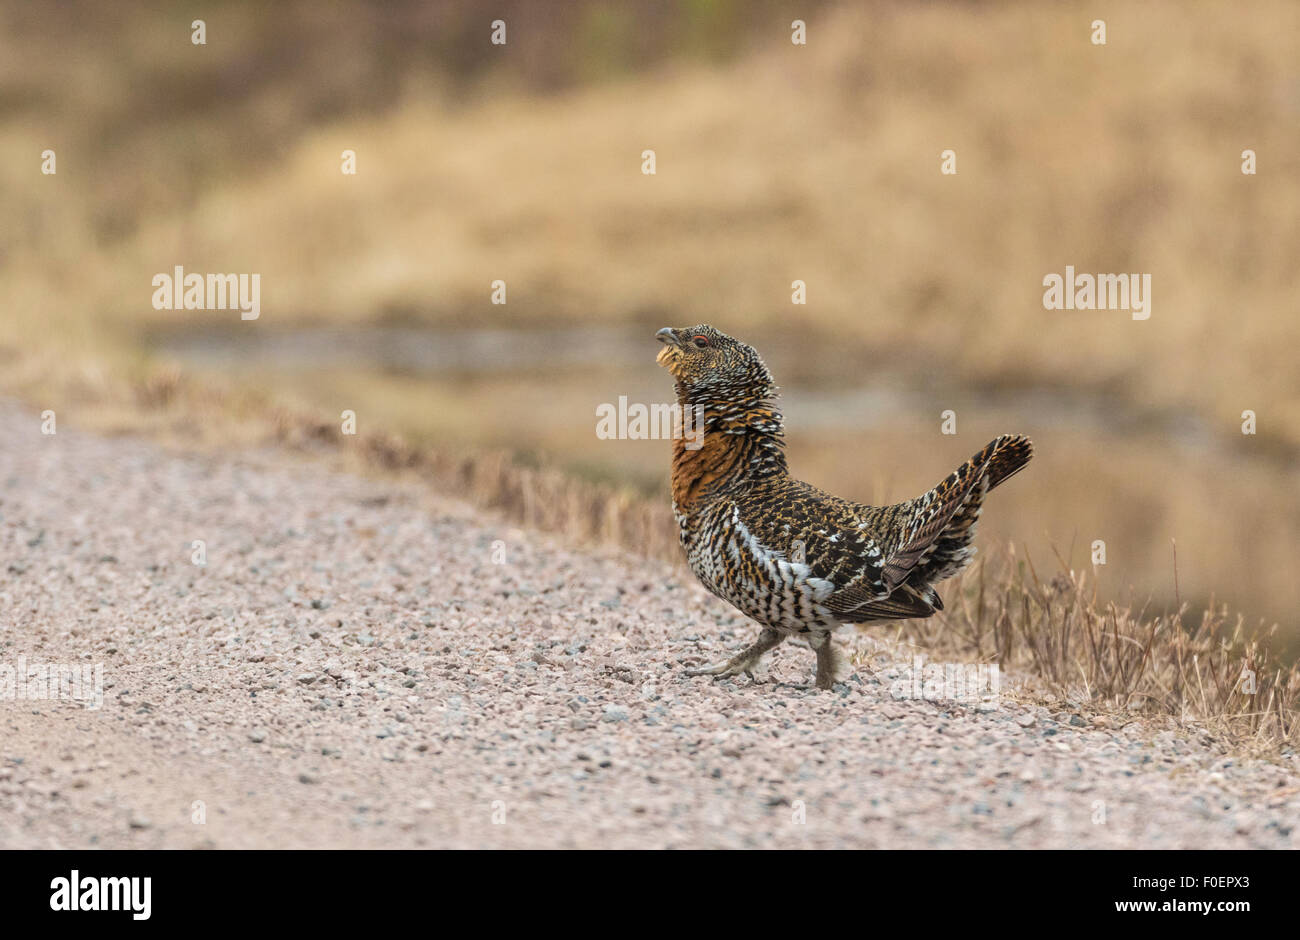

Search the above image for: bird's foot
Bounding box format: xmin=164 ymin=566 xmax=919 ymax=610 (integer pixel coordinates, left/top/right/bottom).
xmin=685 ymin=652 xmax=767 ymax=681
xmin=684 ymin=628 xmax=784 ymax=683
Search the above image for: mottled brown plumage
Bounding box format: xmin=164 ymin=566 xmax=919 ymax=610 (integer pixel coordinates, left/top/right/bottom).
xmin=657 ymin=324 xmax=1033 ymax=689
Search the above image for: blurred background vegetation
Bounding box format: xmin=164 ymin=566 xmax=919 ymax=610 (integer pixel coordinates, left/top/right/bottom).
xmin=2 ymin=1 xmax=1297 ymax=646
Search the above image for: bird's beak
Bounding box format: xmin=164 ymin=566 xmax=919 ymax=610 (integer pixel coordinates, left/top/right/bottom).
xmin=656 ymin=327 xmax=680 ymax=347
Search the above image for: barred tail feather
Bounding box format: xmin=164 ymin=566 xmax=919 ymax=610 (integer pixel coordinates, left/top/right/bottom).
xmin=881 ymin=434 xmax=1033 ymax=592
xmin=985 ymin=434 xmax=1033 ymax=490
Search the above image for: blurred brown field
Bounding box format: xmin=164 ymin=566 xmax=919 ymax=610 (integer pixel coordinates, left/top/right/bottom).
xmin=2 ymin=1 xmax=1297 ymax=644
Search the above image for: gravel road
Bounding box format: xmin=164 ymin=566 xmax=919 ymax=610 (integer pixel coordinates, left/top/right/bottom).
xmin=1 ymin=401 xmax=1296 ymax=848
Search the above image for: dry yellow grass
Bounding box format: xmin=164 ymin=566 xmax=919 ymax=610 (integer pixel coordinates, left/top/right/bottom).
xmin=913 ymin=547 xmax=1299 ymax=755
xmin=47 ymin=5 xmax=1294 ymax=437
xmin=7 ymin=4 xmax=1299 ymax=442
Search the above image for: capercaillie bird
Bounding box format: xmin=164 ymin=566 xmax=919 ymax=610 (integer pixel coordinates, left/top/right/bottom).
xmin=657 ymin=324 xmax=1032 ymax=690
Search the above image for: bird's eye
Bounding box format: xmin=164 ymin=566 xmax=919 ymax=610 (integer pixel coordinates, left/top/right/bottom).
xmin=693 ymin=335 xmax=710 ymax=348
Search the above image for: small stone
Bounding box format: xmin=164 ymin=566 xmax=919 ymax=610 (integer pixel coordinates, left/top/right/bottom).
xmin=601 ymin=705 xmax=630 ymax=723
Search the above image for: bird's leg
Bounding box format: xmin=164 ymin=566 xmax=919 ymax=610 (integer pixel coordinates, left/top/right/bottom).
xmin=686 ymin=627 xmax=786 ymax=680
xmin=811 ymin=634 xmax=850 ymax=690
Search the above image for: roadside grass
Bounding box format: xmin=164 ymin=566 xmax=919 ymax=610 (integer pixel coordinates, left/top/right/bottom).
xmin=901 ymin=548 xmax=1298 ymax=755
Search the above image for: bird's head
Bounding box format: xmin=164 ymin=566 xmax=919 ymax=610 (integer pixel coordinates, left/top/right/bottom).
xmin=655 ymin=324 xmax=777 ymax=404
